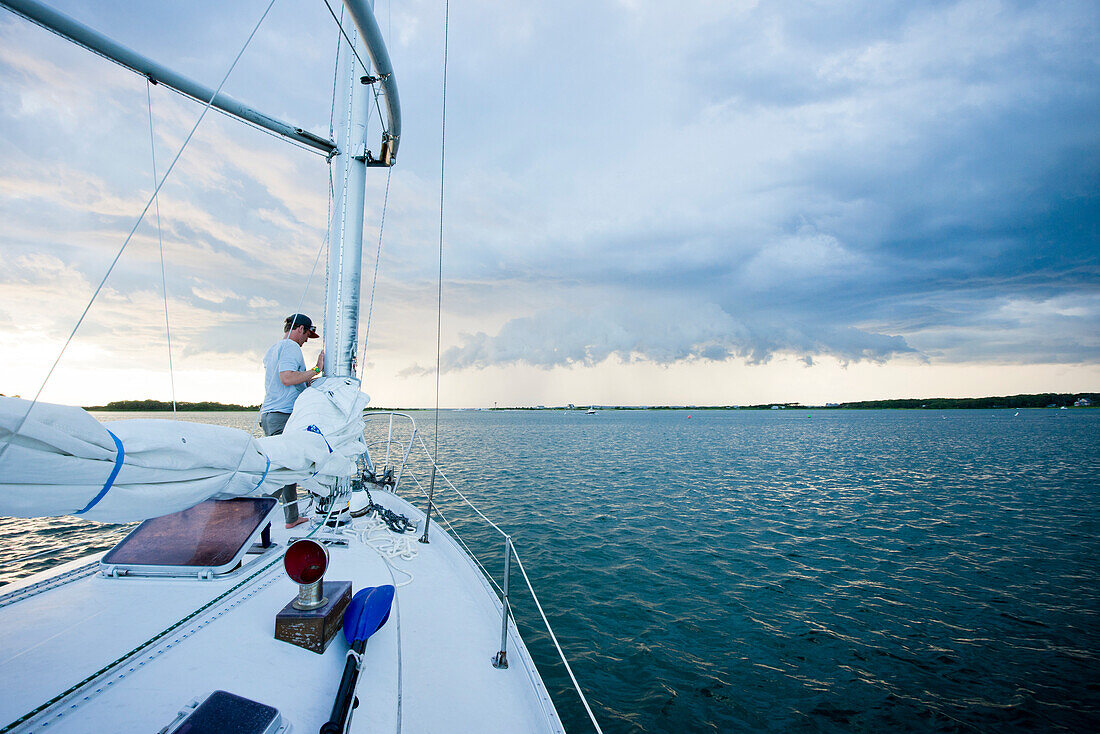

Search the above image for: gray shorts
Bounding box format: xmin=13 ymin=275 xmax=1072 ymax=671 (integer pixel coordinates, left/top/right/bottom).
xmin=259 ymin=411 xmax=299 ymax=523
xmin=260 ymin=411 xmax=291 ymax=437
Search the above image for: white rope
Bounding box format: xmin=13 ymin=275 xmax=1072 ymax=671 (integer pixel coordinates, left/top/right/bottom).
xmin=345 ymin=649 xmax=363 ymax=669
xmin=349 ymin=514 xmax=418 ymax=560
xmin=328 ymin=2 xmax=344 ymax=142
xmin=358 ymin=166 xmax=392 ymax=382
xmin=511 ymin=547 xmax=604 ymax=733
xmin=154 ymin=83 xmax=327 ymax=158
xmin=432 ymin=503 xmax=505 ymax=596
xmin=320 ymin=0 xmax=372 ymax=90
xmin=423 ymin=0 xmax=451 ymax=531
xmin=415 ymin=432 xmax=507 ymax=535
xmin=0 ymin=0 xmax=281 ymax=463
xmin=322 ymin=0 xmax=390 ymax=141
xmin=340 ymin=515 xmax=416 ymax=587
xmin=387 ymin=430 xmax=601 ymax=729
xmin=403 ymin=469 xmax=504 ymax=596
xmin=372 ymin=532 xmax=406 ymax=734
xmin=370 ymin=78 xmax=388 ymax=135
xmin=146 ymin=80 xmax=176 ymax=419
xmin=277 ymin=494 xmax=315 ymax=515
xmin=251 ymin=147 xmax=332 ymax=434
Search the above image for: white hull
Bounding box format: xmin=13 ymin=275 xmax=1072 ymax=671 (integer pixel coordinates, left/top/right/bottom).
xmin=0 ymin=490 xmax=563 ymax=733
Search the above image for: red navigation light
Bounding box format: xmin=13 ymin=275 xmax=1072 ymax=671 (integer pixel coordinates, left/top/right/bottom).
xmin=285 ymin=539 xmax=327 ymax=585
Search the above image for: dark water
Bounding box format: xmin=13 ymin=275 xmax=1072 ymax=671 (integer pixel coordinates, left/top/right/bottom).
xmin=3 ymin=409 xmax=1099 ymax=732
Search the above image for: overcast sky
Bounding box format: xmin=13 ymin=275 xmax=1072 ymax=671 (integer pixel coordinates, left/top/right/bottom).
xmin=1 ymin=0 xmax=1097 ymax=408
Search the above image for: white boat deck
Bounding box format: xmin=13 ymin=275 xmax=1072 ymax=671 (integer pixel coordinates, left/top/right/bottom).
xmin=0 ymin=491 xmax=563 ymax=733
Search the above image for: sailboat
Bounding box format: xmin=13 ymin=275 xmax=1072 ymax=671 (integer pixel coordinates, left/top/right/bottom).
xmin=0 ymin=1 xmax=600 ymax=731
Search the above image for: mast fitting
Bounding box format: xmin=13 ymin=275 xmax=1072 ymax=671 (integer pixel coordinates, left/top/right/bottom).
xmin=366 ymin=135 xmax=396 ymax=167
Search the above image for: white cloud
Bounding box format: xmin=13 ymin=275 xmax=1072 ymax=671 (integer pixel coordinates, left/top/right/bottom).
xmin=190 ymin=284 xmax=236 ymax=304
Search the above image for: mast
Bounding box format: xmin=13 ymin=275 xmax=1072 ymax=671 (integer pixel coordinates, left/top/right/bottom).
xmin=325 ymin=0 xmax=399 ymax=378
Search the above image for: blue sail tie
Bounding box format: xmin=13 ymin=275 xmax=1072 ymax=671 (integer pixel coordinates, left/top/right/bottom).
xmin=306 ymin=424 xmax=334 ymax=453
xmin=253 ymin=456 xmax=272 ymax=491
xmin=76 ymin=430 xmax=124 ymax=515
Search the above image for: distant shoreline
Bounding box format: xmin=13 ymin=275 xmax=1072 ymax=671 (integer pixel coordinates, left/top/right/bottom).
xmin=83 ymin=393 xmax=1096 ymax=412
xmin=86 ymin=400 xmax=258 ymax=412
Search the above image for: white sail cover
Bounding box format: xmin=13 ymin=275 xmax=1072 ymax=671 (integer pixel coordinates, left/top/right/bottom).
xmin=0 ymin=377 xmax=369 ymax=523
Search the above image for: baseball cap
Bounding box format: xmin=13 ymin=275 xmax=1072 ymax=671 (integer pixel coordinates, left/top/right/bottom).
xmin=284 ymin=314 xmax=320 ymax=338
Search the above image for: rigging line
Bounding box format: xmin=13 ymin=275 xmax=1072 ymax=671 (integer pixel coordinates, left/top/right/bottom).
xmin=512 ymin=547 xmax=605 ymax=733
xmin=358 ymin=166 xmax=392 ymax=382
xmin=413 ymin=431 xmax=506 ymax=535
xmin=328 ymin=2 xmax=344 ymax=142
xmin=294 ymin=235 xmax=328 ymax=332
xmin=431 ymin=0 xmax=451 ymax=462
xmin=253 ymin=170 xmax=332 ymax=433
xmin=294 ymin=234 xmax=329 ymax=334
xmin=371 ymin=79 xmax=387 ymax=135
xmin=252 ymin=20 xmax=340 ymax=434
xmin=155 ymin=83 xmax=327 ymax=158
xmin=146 ymin=80 xmax=176 ymax=419
xmin=322 ymin=162 xmax=335 ymax=338
xmin=0 ymin=0 xmax=281 ymax=464
xmin=319 ymin=0 xmax=370 ymax=79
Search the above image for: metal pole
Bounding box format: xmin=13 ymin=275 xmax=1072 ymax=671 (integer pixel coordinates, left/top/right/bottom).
xmin=0 ymin=0 xmax=336 ymax=156
xmin=492 ymin=536 xmax=513 ymax=669
xmin=392 ymin=423 xmax=415 ymax=492
xmin=384 ymin=412 xmax=395 ymax=470
xmin=417 ymin=466 xmax=437 ymax=544
xmin=324 ymin=25 xmax=370 ymax=378
xmin=340 ymin=0 xmax=401 ymax=161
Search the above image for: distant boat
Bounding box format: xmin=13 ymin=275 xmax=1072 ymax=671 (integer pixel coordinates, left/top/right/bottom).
xmin=586 ymin=407 xmax=597 ymax=414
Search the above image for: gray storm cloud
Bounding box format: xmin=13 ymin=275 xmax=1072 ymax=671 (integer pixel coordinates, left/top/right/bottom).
xmin=419 ymin=303 xmax=915 ymax=374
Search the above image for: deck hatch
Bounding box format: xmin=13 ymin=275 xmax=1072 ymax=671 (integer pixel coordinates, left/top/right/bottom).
xmin=100 ymin=498 xmax=278 ymax=578
xmin=163 ymin=690 xmax=283 ymax=734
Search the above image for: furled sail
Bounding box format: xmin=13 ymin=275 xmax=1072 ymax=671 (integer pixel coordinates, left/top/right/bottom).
xmin=0 ymin=377 xmax=369 ymax=523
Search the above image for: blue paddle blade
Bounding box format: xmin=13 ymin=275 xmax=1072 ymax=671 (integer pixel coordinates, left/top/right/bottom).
xmin=343 ymin=585 xmax=396 ymax=645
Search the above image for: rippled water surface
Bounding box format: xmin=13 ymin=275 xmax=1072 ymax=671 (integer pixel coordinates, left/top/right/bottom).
xmin=2 ymin=408 xmax=1098 ymax=732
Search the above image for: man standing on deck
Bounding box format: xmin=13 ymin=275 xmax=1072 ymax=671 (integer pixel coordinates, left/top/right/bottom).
xmin=261 ymin=313 xmax=324 ymax=529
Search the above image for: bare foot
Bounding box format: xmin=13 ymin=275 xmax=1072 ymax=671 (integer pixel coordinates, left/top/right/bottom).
xmin=285 ymin=517 xmax=310 ymax=529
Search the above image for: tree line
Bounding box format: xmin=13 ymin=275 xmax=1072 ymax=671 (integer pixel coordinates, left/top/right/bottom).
xmin=85 ymin=400 xmax=259 ymax=411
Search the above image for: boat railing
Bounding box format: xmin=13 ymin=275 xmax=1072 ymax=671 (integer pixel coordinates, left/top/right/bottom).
xmin=361 ymin=411 xmax=604 ymax=733
xmin=362 ymin=411 xmax=418 ymax=491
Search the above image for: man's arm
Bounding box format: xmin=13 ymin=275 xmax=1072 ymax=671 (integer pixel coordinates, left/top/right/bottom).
xmin=280 ymin=369 xmax=318 ymax=386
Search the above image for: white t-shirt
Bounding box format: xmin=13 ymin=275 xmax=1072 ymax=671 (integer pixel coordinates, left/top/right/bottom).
xmin=260 ymin=339 xmax=306 ymax=414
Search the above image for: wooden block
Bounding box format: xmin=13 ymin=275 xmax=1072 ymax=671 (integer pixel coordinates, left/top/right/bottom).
xmin=274 ymin=581 xmax=352 ymax=654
